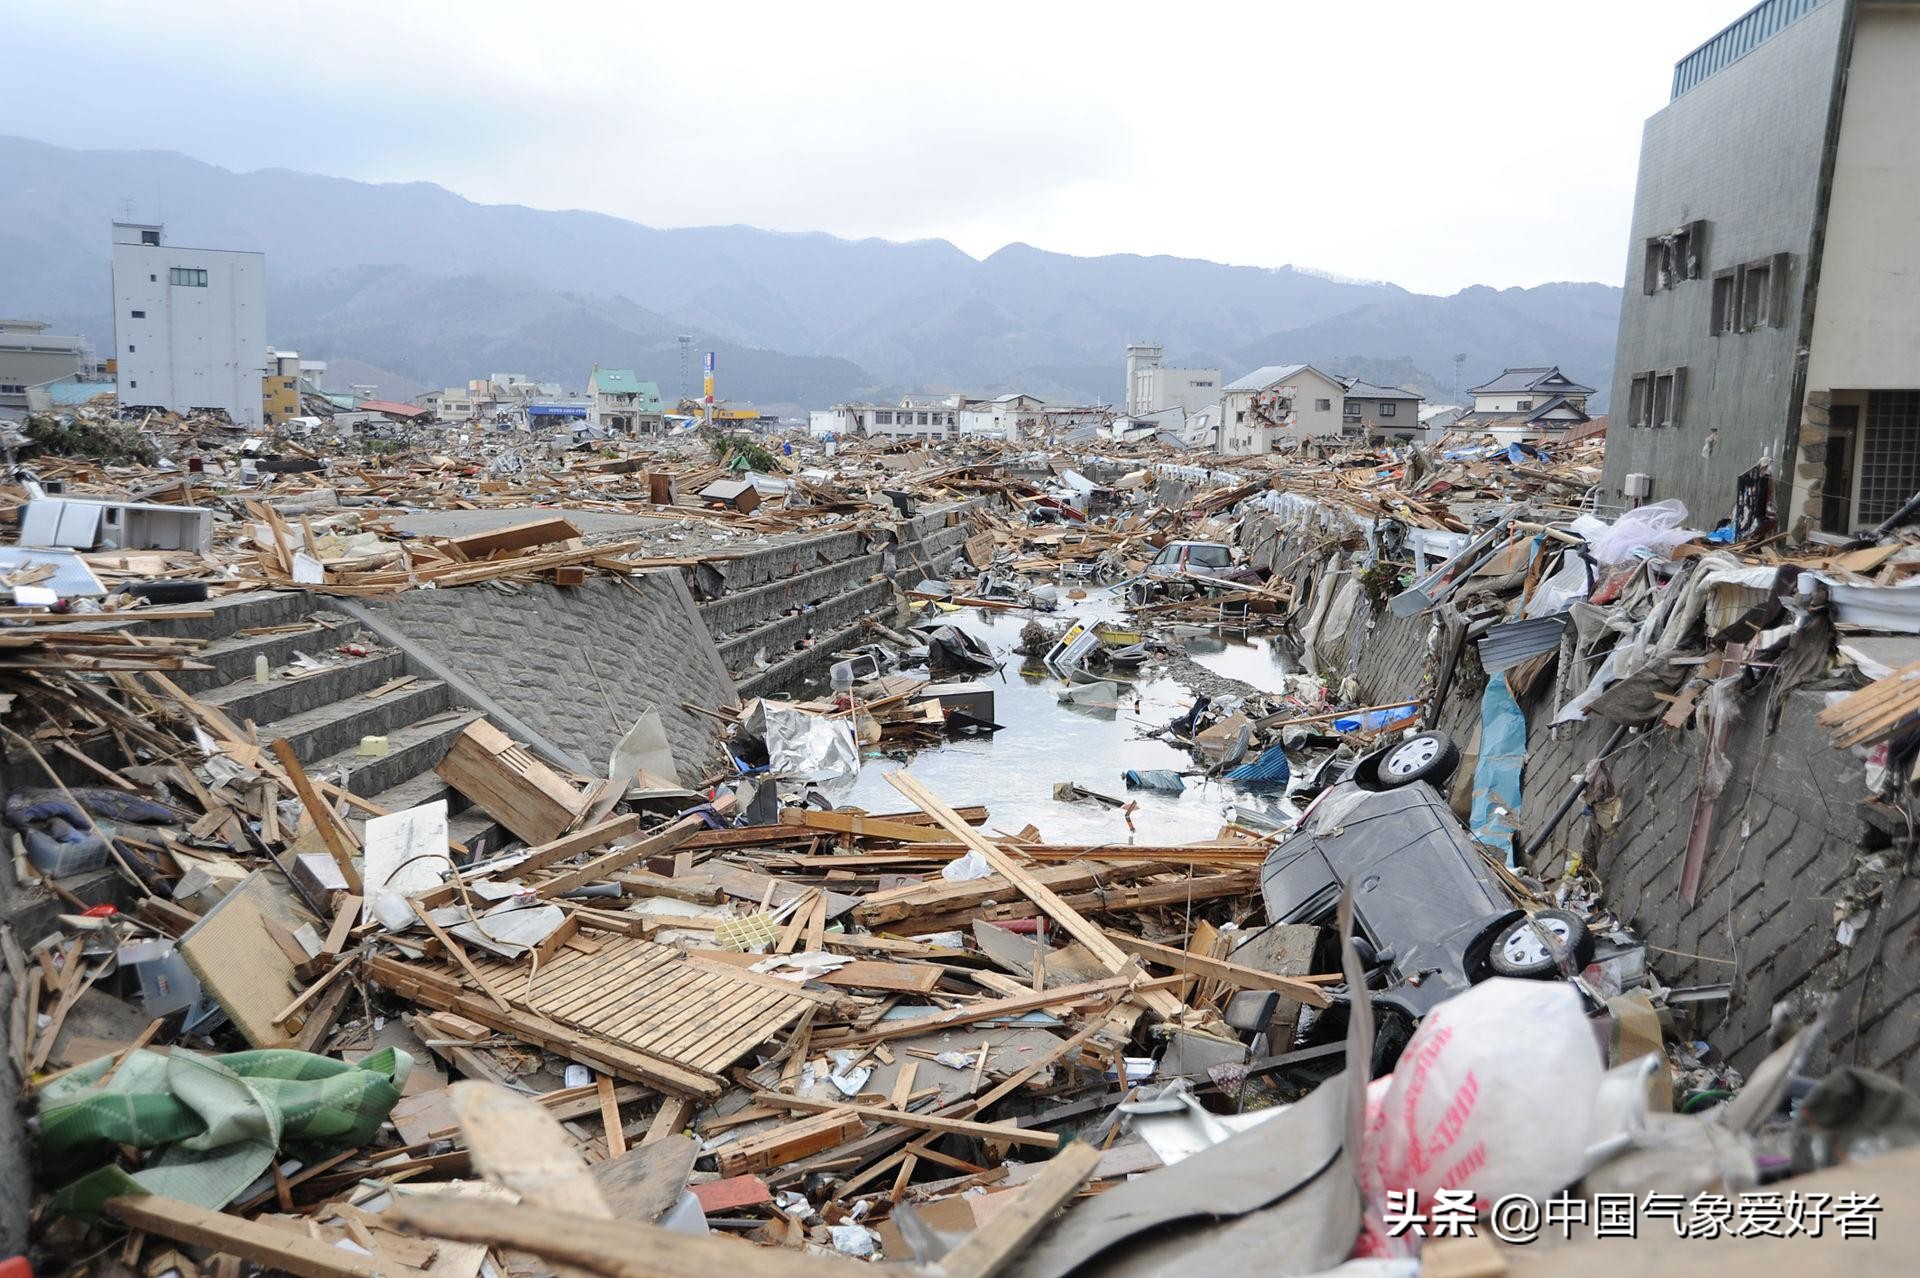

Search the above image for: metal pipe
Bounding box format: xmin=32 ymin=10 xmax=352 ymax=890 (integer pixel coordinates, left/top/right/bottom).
xmin=1521 ymin=722 xmax=1632 ymax=865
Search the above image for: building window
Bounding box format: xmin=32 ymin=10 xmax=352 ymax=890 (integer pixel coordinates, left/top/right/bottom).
xmin=169 ymin=267 xmax=209 ymax=287
xmin=149 ymin=274 xmax=156 ymax=282
xmin=130 ymin=380 xmax=138 ymax=389
xmin=874 ymin=411 xmax=892 ymax=424
xmin=1516 ymin=399 xmax=1532 ymax=411
xmin=1859 ymin=392 xmax=1920 ymax=527
xmin=130 ymin=310 xmax=145 ymax=319
xmin=1 ymin=384 xmax=23 ymax=395
xmin=1380 ymin=402 xmax=1396 ymax=418
xmin=1315 ymin=398 xmax=1331 ymax=412
xmin=1236 ymin=410 xmax=1246 ymax=423
xmin=1629 ymin=374 xmax=1650 ymax=427
xmin=1711 ymin=269 xmax=1737 ymax=335
xmin=140 ymin=229 xmax=160 ymax=246
xmin=917 ymin=412 xmax=930 ymax=425
xmin=283 ymin=380 xmax=296 ymax=390
xmin=127 ymin=344 xmax=135 ymax=353
xmin=1642 ymin=220 xmax=1705 ymax=293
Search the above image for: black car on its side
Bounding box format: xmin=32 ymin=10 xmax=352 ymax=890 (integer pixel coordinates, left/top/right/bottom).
xmin=1259 ymin=732 xmax=1594 ymax=1072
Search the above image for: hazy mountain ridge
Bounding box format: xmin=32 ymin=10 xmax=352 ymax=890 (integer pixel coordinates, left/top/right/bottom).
xmin=0 ymin=136 xmax=1621 ymax=410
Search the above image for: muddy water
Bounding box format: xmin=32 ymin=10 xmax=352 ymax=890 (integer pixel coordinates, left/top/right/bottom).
xmin=829 ymin=602 xmax=1251 ymax=845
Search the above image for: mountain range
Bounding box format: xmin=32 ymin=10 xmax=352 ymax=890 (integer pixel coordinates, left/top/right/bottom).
xmin=1 ymin=135 xmax=1623 ymax=413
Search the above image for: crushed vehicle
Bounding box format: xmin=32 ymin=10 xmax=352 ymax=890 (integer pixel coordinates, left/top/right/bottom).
xmin=1258 ymin=731 xmax=1598 ymax=1071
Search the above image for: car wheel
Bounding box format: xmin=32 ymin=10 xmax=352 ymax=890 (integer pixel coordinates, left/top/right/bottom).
xmin=1373 ymin=732 xmax=1461 ymax=789
xmin=1487 ymin=909 xmax=1595 ymax=979
xmin=128 ymin=580 xmax=210 ymax=605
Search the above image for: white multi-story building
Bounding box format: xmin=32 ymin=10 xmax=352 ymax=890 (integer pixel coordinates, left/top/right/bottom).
xmin=111 ymin=222 xmax=267 ymax=426
xmin=1125 ymin=343 xmax=1221 ymax=417
xmin=813 ymin=397 xmax=958 ymax=440
xmin=1217 ymin=363 xmax=1348 ymax=454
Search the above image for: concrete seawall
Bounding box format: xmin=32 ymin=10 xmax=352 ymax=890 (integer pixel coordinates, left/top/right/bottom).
xmin=1243 ymin=510 xmax=1920 ymax=1091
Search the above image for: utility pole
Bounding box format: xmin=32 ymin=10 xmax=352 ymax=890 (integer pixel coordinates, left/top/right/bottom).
xmin=1453 ymin=353 xmax=1467 ymax=404
xmin=677 ymin=335 xmax=691 ymax=401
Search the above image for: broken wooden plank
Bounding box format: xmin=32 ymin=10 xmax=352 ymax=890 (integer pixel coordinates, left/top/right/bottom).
xmin=938 ymin=1141 xmax=1101 ymax=1278
xmin=106 ymin=1196 xmax=376 ymax=1278
xmin=1106 ymin=932 xmax=1332 ymax=1008
xmin=751 ymin=1093 xmax=1058 ymax=1148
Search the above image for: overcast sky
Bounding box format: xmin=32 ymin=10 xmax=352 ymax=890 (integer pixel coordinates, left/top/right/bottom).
xmin=12 ymin=0 xmax=1759 ymax=295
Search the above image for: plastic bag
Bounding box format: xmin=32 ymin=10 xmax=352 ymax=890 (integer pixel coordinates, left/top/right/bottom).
xmin=1586 ymin=499 xmax=1702 ymax=566
xmin=1358 ymin=979 xmax=1603 ymax=1256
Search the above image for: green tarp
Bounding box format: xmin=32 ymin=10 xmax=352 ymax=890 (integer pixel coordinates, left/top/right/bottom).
xmin=38 ymin=1045 xmax=410 ymax=1217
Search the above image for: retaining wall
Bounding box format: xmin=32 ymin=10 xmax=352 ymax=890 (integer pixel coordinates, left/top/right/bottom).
xmin=1244 ymin=512 xmax=1920 ymax=1091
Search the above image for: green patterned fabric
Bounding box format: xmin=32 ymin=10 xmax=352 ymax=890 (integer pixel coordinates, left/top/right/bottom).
xmin=39 ymin=1045 xmax=410 ymax=1217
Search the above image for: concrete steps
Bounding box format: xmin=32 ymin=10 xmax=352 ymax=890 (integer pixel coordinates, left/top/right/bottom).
xmin=161 ymin=592 xmax=509 ymax=849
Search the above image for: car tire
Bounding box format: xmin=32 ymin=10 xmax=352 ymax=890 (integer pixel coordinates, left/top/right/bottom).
xmin=1487 ymin=909 xmax=1595 ymax=979
xmin=1372 ymin=732 xmax=1461 ymax=790
xmin=128 ymin=580 xmax=210 ymax=605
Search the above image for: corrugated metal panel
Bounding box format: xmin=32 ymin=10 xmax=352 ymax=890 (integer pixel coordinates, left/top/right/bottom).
xmin=1671 ymin=0 xmax=1830 ymax=99
xmin=1476 ymin=614 xmax=1569 ymax=674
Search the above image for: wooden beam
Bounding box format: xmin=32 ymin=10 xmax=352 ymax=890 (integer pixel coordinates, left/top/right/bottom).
xmin=779 ymin=807 xmax=952 ymax=844
xmin=383 ymin=1195 xmax=882 ymax=1278
xmin=837 ymin=976 xmax=1131 ymax=1045
xmin=535 ymin=815 xmax=703 ymax=899
xmin=106 ymin=1196 xmax=376 ymax=1278
xmin=1106 ymin=933 xmax=1332 ymax=1008
xmin=270 ymin=738 xmax=362 ymax=892
xmin=597 ymin=1073 xmax=628 ymax=1158
xmin=938 ymin=1141 xmax=1100 ymax=1278
xmin=751 ymin=1093 xmax=1058 ymax=1147
xmin=885 ymin=773 xmax=1183 ymax=1021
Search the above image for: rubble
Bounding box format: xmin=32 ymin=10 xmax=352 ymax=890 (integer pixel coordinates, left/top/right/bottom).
xmin=5 ymin=408 xmax=1919 ymax=1275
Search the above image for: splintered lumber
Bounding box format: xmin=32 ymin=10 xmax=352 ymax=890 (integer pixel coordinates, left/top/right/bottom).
xmin=890 ymin=872 xmax=1258 ymax=936
xmin=383 ymin=1195 xmax=879 ymax=1278
xmin=939 ymin=1141 xmax=1101 ymax=1278
xmin=886 ymin=773 xmax=1184 ymax=1021
xmin=855 ymin=862 xmax=1167 ymax=926
xmin=751 ymin=1093 xmax=1059 ymax=1148
xmin=446 ymin=515 xmax=582 ymax=560
xmin=436 ymin=720 xmax=588 ymax=845
xmin=1106 ymin=932 xmax=1332 ymax=1008
xmin=1818 ymin=659 xmax=1920 ymax=748
xmin=106 ymin=1196 xmax=376 ymax=1278
xmin=270 ymin=738 xmax=362 ymax=892
xmin=534 ymin=814 xmax=704 ymax=898
xmin=365 ymin=954 xmax=724 ymax=1099
xmin=838 ymin=976 xmax=1132 ymax=1045
xmin=779 ymin=807 xmax=952 ymax=844
xmin=715 ymin=1109 xmax=868 ymax=1176
xmin=449 ymin=1080 xmax=613 ymax=1215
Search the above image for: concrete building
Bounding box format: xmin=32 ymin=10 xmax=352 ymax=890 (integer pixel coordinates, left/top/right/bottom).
xmin=110 ymin=222 xmax=267 ymax=426
xmin=1601 ymin=0 xmax=1920 ymax=532
xmin=1124 ymin=343 xmax=1221 ymax=417
xmin=1456 ymin=367 xmax=1596 ymax=444
xmin=263 ymin=350 xmax=302 ymax=427
xmin=586 ymin=369 xmax=665 ymax=435
xmin=1217 ymin=364 xmax=1348 ymax=454
xmin=0 ymin=320 xmax=89 ymax=414
xmin=1341 ymin=379 xmax=1425 ymax=441
xmin=812 ymin=397 xmax=957 ymax=440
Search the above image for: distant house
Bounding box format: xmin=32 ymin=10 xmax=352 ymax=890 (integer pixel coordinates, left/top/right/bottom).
xmin=1457 ymin=366 xmax=1595 ymax=442
xmin=587 ymin=368 xmax=665 ymax=435
xmin=1124 ymin=343 xmax=1221 ymax=417
xmin=1217 ymin=364 xmax=1347 ymax=454
xmin=1340 ymin=379 xmax=1424 ymax=441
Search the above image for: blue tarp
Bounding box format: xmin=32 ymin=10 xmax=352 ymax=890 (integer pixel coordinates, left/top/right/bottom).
xmin=1470 ymin=673 xmax=1527 ymax=865
xmin=1226 ymin=747 xmax=1291 ymax=788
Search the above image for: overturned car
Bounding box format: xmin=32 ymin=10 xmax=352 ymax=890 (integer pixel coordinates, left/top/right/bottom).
xmin=1259 ymin=732 xmax=1596 ymax=1072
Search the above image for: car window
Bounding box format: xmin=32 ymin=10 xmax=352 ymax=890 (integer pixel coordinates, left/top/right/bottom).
xmin=1152 ymin=545 xmax=1182 ymax=566
xmin=1189 ymin=545 xmax=1232 ymax=568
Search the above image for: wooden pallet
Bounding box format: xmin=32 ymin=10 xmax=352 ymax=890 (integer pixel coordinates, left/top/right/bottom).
xmin=469 ymin=935 xmax=812 ymax=1077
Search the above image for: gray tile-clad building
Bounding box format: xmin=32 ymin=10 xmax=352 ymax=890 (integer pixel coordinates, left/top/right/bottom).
xmin=1600 ymin=0 xmax=1920 ymax=533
